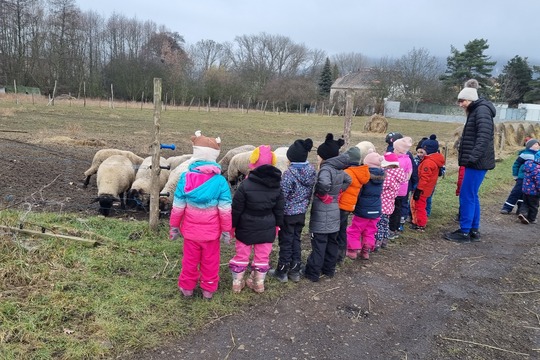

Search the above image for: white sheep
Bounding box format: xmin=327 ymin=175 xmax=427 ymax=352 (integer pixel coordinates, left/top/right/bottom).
xmin=126 ymin=156 xmax=170 ymax=210
xmin=355 ymin=141 xmax=376 ymax=164
xmin=218 ymin=145 xmax=255 ymax=175
xmin=167 ymin=154 xmax=192 ymax=171
xmin=159 ymin=159 xmax=192 ymax=212
xmin=83 ymin=149 xmax=144 ymax=188
xmin=273 ymin=146 xmax=289 ymax=173
xmin=227 ymin=151 xmax=252 ymax=186
xmin=93 ymin=155 xmax=136 ymax=216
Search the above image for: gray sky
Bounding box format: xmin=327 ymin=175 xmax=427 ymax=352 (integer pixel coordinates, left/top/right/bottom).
xmin=77 ymin=0 xmax=539 ymax=63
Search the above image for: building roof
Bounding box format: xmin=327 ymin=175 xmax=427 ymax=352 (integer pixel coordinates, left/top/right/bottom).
xmin=331 ymin=69 xmax=377 ymax=90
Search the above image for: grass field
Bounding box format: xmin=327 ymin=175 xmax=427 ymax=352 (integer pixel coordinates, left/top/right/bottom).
xmin=0 ymin=97 xmax=519 ymax=359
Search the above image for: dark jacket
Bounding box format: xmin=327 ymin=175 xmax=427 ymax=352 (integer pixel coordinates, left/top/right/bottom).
xmin=309 ymin=154 xmax=352 ymax=234
xmin=513 ymin=148 xmax=537 ymax=179
xmin=458 ymin=98 xmax=496 ymax=170
xmin=353 ymin=167 xmax=385 ymax=219
xmin=232 ymin=164 xmax=284 ymax=245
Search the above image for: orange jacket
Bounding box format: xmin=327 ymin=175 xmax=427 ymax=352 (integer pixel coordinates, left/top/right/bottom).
xmin=339 ymin=164 xmax=371 ymax=212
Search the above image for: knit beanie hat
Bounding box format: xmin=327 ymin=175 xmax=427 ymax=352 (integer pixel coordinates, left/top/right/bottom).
xmin=317 ymin=133 xmax=344 ymax=160
xmin=191 ymin=130 xmax=221 ymax=162
xmin=525 ymin=138 xmax=539 ymax=149
xmin=422 ymin=134 xmax=439 ymax=155
xmin=249 ymin=145 xmax=276 ymax=169
xmin=286 ymin=138 xmax=313 ymax=162
xmin=385 ymin=132 xmax=403 ymax=145
xmin=416 ymin=137 xmax=428 ymax=151
xmin=356 ymin=141 xmax=376 ymax=164
xmin=457 ymin=79 xmax=479 ymax=101
xmin=345 ymin=146 xmax=361 ymax=165
xmin=381 ymin=152 xmax=400 ymax=167
xmin=393 ymin=137 xmax=413 ymax=154
xmin=363 ymin=152 xmax=383 ymax=168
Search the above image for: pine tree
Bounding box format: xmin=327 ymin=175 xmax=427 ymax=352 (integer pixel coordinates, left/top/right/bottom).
xmin=440 ymin=39 xmax=496 ymax=97
xmin=524 ymin=65 xmax=540 ymax=103
xmin=498 ymin=56 xmax=532 ymax=107
xmin=318 ymin=57 xmax=333 ymax=97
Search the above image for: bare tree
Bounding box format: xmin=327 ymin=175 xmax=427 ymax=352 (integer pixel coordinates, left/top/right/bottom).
xmin=332 ymin=52 xmax=370 ymax=75
xmin=394 ymin=47 xmax=444 ymax=112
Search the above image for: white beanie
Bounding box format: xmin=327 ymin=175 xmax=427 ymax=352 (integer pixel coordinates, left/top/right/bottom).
xmin=457 ymin=79 xmax=479 ymax=101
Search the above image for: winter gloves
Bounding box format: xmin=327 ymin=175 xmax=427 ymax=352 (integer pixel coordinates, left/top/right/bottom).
xmin=169 ymin=227 xmax=180 ymax=240
xmin=413 ymin=188 xmax=423 ymax=201
xmin=315 ymin=193 xmax=333 ymax=204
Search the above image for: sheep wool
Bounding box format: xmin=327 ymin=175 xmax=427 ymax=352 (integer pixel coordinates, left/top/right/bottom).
xmin=218 ymin=145 xmax=255 ymax=175
xmin=94 ymin=155 xmax=136 ymax=216
xmin=83 ymin=149 xmax=144 ymax=188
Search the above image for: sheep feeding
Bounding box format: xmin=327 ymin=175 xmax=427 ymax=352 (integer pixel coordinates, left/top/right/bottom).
xmin=93 ymin=155 xmax=136 ymax=216
xmin=83 ymin=149 xmax=144 ymax=188
xmin=126 ymin=156 xmax=170 ymax=210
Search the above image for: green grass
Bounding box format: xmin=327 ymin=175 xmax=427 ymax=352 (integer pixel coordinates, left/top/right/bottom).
xmin=0 ymin=100 xmax=520 ymax=359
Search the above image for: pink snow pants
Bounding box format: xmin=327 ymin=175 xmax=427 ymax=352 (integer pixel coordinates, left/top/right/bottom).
xmin=229 ymin=240 xmax=273 ymax=273
xmin=178 ymin=238 xmax=220 ymax=293
xmin=346 ymin=215 xmax=379 ymax=251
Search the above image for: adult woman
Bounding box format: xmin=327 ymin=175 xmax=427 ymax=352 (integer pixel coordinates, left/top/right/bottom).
xmin=444 ymin=79 xmax=496 ymax=243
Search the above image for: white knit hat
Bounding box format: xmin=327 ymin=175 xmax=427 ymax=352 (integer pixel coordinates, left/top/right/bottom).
xmin=457 ymin=79 xmax=479 ymax=101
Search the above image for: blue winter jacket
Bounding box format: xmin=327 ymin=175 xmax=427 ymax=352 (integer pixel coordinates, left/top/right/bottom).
xmin=512 ymin=148 xmax=537 ymax=179
xmin=353 ymin=167 xmax=385 ymax=219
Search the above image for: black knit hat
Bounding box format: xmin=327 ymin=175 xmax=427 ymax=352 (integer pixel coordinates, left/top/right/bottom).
xmin=287 ymin=138 xmax=313 ymax=162
xmin=422 ymin=134 xmax=439 ymax=155
xmin=317 ymin=133 xmax=344 ymax=160
xmin=416 ymin=137 xmax=428 ymax=151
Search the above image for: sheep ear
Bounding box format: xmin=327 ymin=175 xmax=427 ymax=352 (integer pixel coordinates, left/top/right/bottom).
xmin=113 ymin=197 xmax=121 ymax=202
xmin=91 ymin=197 xmax=100 ymax=203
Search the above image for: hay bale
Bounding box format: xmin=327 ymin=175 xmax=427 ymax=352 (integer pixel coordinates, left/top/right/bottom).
xmin=525 ymin=123 xmax=536 ymax=141
xmin=453 ymin=125 xmax=463 ymax=140
xmin=364 ymin=114 xmax=388 ymax=133
xmin=535 ymin=123 xmax=540 ymax=139
xmin=505 ymin=123 xmax=517 ymax=146
xmin=515 ymin=123 xmax=526 ymax=146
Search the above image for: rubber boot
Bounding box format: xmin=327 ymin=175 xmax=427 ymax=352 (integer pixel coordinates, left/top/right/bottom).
xmin=231 ymin=270 xmax=246 ymax=293
xmin=360 ymin=246 xmax=370 ymax=260
xmin=246 ymin=270 xmax=267 ymax=293
xmin=268 ymin=264 xmax=288 ymax=283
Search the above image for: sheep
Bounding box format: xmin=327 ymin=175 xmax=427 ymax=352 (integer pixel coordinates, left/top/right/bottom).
xmin=167 ymin=154 xmax=192 ymax=171
xmin=355 ymin=141 xmax=376 ymax=164
xmin=92 ymin=155 xmax=136 ymax=216
xmin=158 ymin=159 xmax=192 ymax=212
xmin=273 ymin=146 xmax=289 ymax=173
xmin=83 ymin=149 xmax=144 ymax=188
xmin=126 ymin=156 xmax=170 ymax=210
xmin=217 ymin=145 xmax=255 ymax=175
xmin=227 ymin=151 xmax=252 ymax=187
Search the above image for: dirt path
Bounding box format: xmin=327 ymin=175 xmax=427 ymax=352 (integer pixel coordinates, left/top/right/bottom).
xmin=135 ymin=203 xmax=539 ymax=360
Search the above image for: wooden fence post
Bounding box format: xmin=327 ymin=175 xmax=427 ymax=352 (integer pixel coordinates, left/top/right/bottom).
xmin=149 ymin=78 xmax=162 ymax=231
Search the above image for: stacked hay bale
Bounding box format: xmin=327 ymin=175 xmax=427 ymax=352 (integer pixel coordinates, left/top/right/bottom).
xmin=363 ymin=114 xmax=388 ymax=133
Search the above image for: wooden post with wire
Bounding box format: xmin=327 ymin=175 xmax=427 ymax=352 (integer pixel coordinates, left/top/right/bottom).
xmin=149 ymin=78 xmax=162 ymax=231
xmin=343 ymin=90 xmax=353 ymax=149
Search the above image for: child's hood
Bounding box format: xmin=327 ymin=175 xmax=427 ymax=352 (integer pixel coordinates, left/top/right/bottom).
xmin=423 ymin=152 xmax=445 ymax=167
xmin=247 ymin=164 xmax=282 ymax=189
xmin=368 ymin=167 xmax=385 ymax=184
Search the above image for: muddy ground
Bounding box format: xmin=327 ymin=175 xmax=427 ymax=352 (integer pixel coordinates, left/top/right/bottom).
xmin=1 ymin=136 xmax=539 ymax=359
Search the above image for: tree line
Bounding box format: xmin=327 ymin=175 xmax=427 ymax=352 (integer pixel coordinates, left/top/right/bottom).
xmin=1 ymin=0 xmax=539 ymax=112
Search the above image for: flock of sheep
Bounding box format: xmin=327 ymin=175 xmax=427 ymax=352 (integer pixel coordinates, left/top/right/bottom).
xmin=83 ymin=141 xmax=375 ymax=217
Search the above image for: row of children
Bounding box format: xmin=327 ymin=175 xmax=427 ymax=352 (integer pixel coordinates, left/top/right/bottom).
xmin=500 ymin=137 xmax=540 ymax=224
xmin=168 ymin=130 xmax=445 ymax=299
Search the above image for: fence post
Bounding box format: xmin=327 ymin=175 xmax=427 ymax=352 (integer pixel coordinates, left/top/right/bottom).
xmin=149 ymin=78 xmax=162 ymax=231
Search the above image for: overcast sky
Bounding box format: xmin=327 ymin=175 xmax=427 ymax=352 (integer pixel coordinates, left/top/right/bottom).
xmin=77 ymin=0 xmax=539 ymax=64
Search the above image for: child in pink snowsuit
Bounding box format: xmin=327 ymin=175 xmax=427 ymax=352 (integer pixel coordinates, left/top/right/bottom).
xmin=169 ymin=131 xmax=232 ymax=300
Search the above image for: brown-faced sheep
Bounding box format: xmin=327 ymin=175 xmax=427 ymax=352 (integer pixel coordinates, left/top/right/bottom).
xmin=167 ymin=154 xmax=192 ymax=171
xmin=93 ymin=155 xmax=136 ymax=216
xmin=126 ymin=156 xmax=170 ymax=210
xmin=83 ymin=149 xmax=144 ymax=188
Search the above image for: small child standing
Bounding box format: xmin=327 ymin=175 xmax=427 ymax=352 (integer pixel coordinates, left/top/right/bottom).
xmin=518 ymin=149 xmax=540 ymax=224
xmin=410 ymin=136 xmax=445 ymax=231
xmin=304 ymin=133 xmax=351 ymax=282
xmin=376 ymin=152 xmax=406 ymax=250
xmin=169 ymin=131 xmax=232 ymax=300
xmin=270 ymin=139 xmax=316 ymax=283
xmin=229 ymin=145 xmax=285 ymax=293
xmin=346 ymin=152 xmax=385 ymax=260
xmin=389 ymin=137 xmax=413 ymax=239
xmin=336 ymin=146 xmax=370 ymax=263
xmin=501 ymin=138 xmax=540 ymax=214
